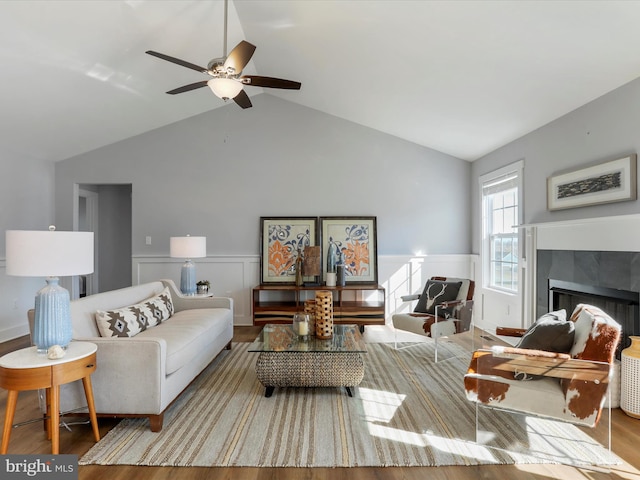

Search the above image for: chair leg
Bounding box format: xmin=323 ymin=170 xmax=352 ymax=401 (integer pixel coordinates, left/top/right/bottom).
xmin=391 ymin=327 xmax=428 ymax=351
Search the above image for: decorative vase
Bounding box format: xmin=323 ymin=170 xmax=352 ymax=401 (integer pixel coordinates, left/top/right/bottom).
xmin=327 ymin=243 xmax=337 ymax=274
xmin=315 ymin=290 xmax=334 ymax=339
xmin=622 ymin=336 xmax=640 ymax=419
xmin=336 ymin=265 xmax=346 ymax=286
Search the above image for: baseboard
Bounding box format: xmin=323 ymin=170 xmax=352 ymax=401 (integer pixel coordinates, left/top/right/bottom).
xmin=0 ymin=323 xmax=30 ymax=344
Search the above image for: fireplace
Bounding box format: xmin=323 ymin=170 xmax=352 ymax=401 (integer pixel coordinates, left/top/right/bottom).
xmin=548 ymin=279 xmax=639 ymax=356
xmin=537 ymin=249 xmax=640 ymax=354
xmin=522 ymin=216 xmax=640 ymax=358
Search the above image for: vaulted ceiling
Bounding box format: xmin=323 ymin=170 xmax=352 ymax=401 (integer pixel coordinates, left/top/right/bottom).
xmin=2 ymin=0 xmax=640 ymax=163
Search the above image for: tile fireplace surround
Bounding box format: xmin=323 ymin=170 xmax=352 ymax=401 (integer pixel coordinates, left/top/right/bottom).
xmin=525 ymin=214 xmax=640 ymax=351
xmin=537 ymin=250 xmax=639 ymax=351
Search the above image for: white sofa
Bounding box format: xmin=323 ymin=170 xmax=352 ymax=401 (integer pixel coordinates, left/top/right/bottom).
xmin=29 ymin=279 xmax=234 ymax=431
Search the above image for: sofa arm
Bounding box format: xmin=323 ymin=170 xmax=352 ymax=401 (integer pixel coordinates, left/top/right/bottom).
xmin=74 ymin=336 xmax=167 ymax=413
xmin=468 ymin=348 xmax=611 ymax=379
xmin=161 ymin=279 xmax=233 ymax=312
xmin=400 ymin=294 xmax=420 ymax=302
xmin=495 ymin=327 xmax=527 ymax=337
xmin=487 ymin=346 xmax=609 ymax=381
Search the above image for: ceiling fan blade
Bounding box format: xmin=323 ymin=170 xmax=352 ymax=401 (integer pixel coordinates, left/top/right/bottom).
xmin=166 ymin=81 xmax=209 ymax=95
xmin=146 ymin=50 xmax=208 ymax=74
xmin=241 ymin=75 xmax=301 ymax=90
xmin=223 ymin=41 xmax=256 ymax=74
xmin=233 ymin=89 xmax=252 ymax=109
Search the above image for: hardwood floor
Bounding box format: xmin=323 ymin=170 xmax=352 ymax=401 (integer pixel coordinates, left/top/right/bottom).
xmin=1 ymin=327 xmax=639 ymax=480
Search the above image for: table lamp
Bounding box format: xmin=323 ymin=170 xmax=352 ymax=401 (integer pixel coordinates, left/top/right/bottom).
xmin=170 ymin=235 xmax=206 ymax=295
xmin=6 ymin=227 xmax=94 ymax=354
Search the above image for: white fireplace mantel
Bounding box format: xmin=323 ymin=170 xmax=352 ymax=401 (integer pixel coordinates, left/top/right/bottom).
xmin=519 ymin=213 xmax=640 ymax=328
xmin=523 ymin=213 xmax=640 ymax=253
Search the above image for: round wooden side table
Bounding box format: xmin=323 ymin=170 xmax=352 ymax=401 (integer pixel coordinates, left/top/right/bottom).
xmin=0 ymin=341 xmax=100 ymax=454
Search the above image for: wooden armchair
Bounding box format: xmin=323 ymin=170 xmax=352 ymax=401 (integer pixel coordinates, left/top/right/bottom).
xmin=464 ymin=304 xmax=621 ymax=434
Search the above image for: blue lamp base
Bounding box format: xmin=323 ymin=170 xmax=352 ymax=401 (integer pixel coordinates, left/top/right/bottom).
xmin=33 ymin=277 xmax=73 ymax=355
xmin=180 ymin=259 xmax=196 ymax=295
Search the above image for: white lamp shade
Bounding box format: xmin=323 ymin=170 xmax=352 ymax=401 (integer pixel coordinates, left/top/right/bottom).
xmin=207 ymin=78 xmax=243 ymax=99
xmin=170 ymin=236 xmax=206 ymax=259
xmin=6 ymin=230 xmax=94 ymax=277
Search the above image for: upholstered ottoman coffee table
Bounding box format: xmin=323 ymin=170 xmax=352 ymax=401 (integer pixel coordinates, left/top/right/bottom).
xmin=249 ymin=324 xmax=366 ymax=397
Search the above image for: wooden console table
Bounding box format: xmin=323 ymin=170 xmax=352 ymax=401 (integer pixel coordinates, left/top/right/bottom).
xmin=252 ymin=283 xmax=385 ymax=327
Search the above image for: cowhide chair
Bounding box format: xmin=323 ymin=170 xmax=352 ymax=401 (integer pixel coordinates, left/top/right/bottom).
xmin=464 ymin=304 xmax=621 ymax=449
xmin=392 ymin=276 xmax=475 ymax=339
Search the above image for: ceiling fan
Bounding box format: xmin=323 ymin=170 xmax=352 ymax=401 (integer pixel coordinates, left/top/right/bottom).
xmin=146 ymin=0 xmax=301 ymax=109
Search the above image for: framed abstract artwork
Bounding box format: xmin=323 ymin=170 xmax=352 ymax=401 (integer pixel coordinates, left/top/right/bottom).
xmin=260 ymin=217 xmax=318 ymax=284
xmin=547 ymin=154 xmax=637 ymax=211
xmin=320 ymin=216 xmax=377 ymax=284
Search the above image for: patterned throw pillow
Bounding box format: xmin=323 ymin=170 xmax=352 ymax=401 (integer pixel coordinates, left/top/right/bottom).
xmin=414 ymin=280 xmax=462 ymax=314
xmin=95 ymin=287 xmax=174 ymax=338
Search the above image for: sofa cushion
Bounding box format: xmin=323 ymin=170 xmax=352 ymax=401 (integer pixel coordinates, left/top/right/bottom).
xmin=95 ymin=287 xmax=174 ymax=338
xmin=414 ymin=280 xmax=462 ymax=314
xmin=137 ymin=308 xmax=232 ymax=375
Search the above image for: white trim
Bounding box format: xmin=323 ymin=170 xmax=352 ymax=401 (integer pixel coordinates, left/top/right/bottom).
xmin=477 ymin=160 xmax=525 ymax=331
xmin=78 ymin=188 xmax=99 ymax=296
xmin=518 ymin=212 xmax=640 ymax=229
xmin=533 ymin=214 xmax=640 ymax=252
xmin=479 ymin=160 xmax=525 ymax=292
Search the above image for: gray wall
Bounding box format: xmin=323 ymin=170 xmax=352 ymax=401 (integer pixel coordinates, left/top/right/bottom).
xmin=1 ymin=153 xmax=55 ymax=338
xmin=55 ymin=94 xmax=472 ymax=257
xmin=1 ymin=154 xmax=54 ymax=248
xmin=471 ymin=77 xmax=640 ymax=252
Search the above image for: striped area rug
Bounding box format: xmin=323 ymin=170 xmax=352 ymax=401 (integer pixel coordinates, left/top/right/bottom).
xmin=80 ymin=341 xmax=619 ymax=467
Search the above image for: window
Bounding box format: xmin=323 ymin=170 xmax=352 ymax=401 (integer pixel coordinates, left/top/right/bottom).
xmin=481 ymin=162 xmax=523 ymax=293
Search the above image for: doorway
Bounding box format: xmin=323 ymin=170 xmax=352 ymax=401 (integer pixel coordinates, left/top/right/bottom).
xmin=78 ymin=188 xmax=99 ymax=296
xmin=76 ymin=184 xmax=132 ymax=295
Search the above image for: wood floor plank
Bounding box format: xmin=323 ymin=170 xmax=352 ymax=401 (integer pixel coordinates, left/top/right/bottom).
xmin=1 ymin=327 xmax=638 ymax=480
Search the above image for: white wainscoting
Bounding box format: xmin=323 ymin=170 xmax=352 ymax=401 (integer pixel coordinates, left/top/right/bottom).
xmin=0 ymin=254 xmax=475 ymax=343
xmin=133 ymin=254 xmax=475 ymax=327
xmin=133 ymin=255 xmax=260 ymax=327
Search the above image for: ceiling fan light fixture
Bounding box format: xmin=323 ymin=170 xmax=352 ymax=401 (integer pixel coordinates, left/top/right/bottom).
xmin=207 ymin=78 xmax=243 ymax=100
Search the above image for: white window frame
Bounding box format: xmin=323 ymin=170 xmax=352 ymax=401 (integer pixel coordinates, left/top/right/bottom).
xmin=479 ymin=160 xmax=524 ymax=295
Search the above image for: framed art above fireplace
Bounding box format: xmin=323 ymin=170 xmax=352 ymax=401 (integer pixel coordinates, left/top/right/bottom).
xmin=547 ymin=154 xmax=637 ymax=211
